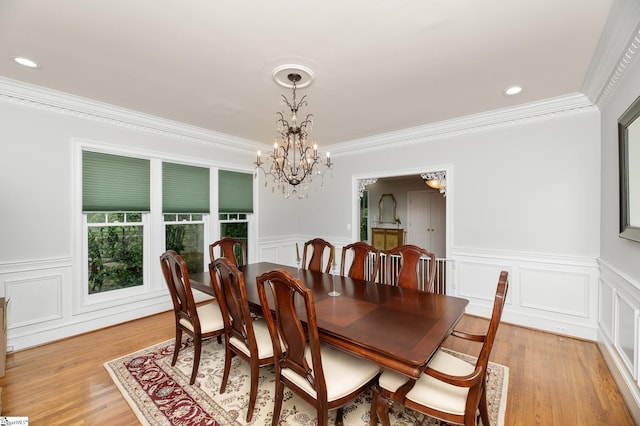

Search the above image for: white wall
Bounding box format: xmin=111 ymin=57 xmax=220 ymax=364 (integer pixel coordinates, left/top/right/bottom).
xmin=0 ymin=79 xmax=605 ymax=352
xmin=596 ymin=7 xmax=640 ymax=421
xmin=279 ymin=107 xmax=601 ymax=341
xmin=0 ymin=83 xmax=256 ymax=350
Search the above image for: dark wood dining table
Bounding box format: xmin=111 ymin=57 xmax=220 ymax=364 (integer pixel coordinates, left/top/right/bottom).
xmin=189 ymin=261 xmax=468 ymax=381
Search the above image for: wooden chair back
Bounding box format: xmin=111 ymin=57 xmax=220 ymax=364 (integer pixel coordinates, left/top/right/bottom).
xmin=443 ymin=270 xmax=509 ymax=425
xmin=256 ymin=269 xmax=328 ymax=411
xmin=209 ymin=237 xmax=247 ymax=267
xmin=302 ymin=238 xmax=334 ymax=273
xmin=373 ymin=270 xmax=509 ymax=426
xmin=160 ymin=250 xmax=200 ymax=332
xmin=340 ymin=242 xmax=380 ymax=282
xmin=210 ymin=256 xmax=273 ymax=421
xmin=471 ymin=270 xmax=509 ymax=387
xmin=161 ymin=250 xmax=225 ymax=384
xmin=383 ymin=244 xmax=436 ymax=292
xmin=209 ymin=257 xmax=255 ymax=356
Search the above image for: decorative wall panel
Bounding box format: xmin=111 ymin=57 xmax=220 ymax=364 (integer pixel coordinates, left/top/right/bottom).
xmin=457 ymin=262 xmax=511 ymax=302
xmin=6 ymin=274 xmax=63 ymax=327
xmin=599 ymin=279 xmax=615 ymax=341
xmin=453 ymin=248 xmax=598 ymax=340
xmin=615 ymin=293 xmax=638 ymax=378
xmin=520 ymin=268 xmax=589 ymax=317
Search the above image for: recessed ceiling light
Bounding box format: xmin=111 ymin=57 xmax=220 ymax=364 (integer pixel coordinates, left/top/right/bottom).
xmin=13 ymin=56 xmax=39 ymax=68
xmin=504 ymin=85 xmax=522 ymax=96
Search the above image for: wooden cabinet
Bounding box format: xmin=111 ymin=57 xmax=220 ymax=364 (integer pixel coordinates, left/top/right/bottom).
xmin=372 ymin=228 xmax=404 ymax=251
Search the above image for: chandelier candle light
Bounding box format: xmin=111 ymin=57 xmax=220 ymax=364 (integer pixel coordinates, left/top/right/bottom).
xmin=254 ymin=71 xmax=332 ymax=198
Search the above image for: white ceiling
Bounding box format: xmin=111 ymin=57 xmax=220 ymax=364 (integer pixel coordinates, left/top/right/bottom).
xmin=0 ymin=0 xmax=614 ymax=147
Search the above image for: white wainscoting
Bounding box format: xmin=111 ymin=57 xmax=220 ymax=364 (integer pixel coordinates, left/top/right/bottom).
xmin=597 ymin=260 xmax=640 ymax=423
xmin=255 ymin=241 xmax=601 ymax=339
xmin=451 ymin=248 xmax=599 ymax=340
xmin=0 ymin=257 xmax=174 ymax=351
xmin=258 ymin=236 xmax=350 ymax=269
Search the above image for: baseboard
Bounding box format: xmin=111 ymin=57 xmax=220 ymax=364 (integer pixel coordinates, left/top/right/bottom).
xmin=598 ymin=336 xmax=640 ymax=424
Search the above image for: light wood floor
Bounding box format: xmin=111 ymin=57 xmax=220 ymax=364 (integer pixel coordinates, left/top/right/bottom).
xmin=0 ymin=311 xmax=634 ymax=425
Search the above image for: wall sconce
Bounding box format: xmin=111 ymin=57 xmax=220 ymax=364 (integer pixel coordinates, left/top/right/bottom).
xmin=421 ymin=171 xmax=447 ymax=196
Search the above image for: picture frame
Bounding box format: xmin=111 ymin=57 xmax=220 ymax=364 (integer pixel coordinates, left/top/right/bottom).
xmin=618 ymin=95 xmax=640 ymax=242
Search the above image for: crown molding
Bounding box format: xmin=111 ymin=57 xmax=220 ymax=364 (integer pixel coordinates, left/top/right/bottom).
xmin=0 ymin=76 xmax=258 ymax=154
xmin=330 ymin=93 xmax=596 ymax=156
xmin=582 ymin=0 xmax=640 ymax=108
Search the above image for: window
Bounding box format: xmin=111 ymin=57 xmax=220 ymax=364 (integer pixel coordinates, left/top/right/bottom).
xmin=219 ymin=170 xmax=253 ymax=263
xmin=87 ymin=213 xmax=144 ymax=294
xmin=83 ymin=151 xmax=150 ymax=294
xmin=360 ymin=191 xmax=369 ymax=241
xmin=165 ymin=214 xmax=206 ymax=274
xmin=163 ymin=162 xmax=210 ymax=273
xmin=219 ymin=213 xmax=249 ymax=263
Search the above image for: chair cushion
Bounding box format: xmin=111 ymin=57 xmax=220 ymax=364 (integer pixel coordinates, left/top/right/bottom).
xmin=179 ymin=301 xmax=225 ymax=333
xmin=282 ymin=344 xmax=380 ymax=402
xmin=229 ymin=318 xmax=275 ymax=359
xmin=378 ymin=349 xmax=475 ymax=416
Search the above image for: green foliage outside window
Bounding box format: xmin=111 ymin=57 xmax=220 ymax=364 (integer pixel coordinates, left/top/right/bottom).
xmin=88 ymin=225 xmax=143 ymax=294
xmin=166 ymin=223 xmax=204 ymax=274
xmin=220 ymin=221 xmax=248 ymax=265
xmin=360 ymin=191 xmax=369 ymax=241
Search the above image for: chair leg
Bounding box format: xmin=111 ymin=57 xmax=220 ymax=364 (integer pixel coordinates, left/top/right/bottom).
xmin=246 ymin=361 xmax=259 ymax=422
xmin=171 ymin=327 xmax=182 ymax=366
xmin=333 ymin=407 xmax=344 ymax=426
xmin=190 ymin=336 xmax=202 ymax=385
xmin=317 ymin=407 xmax=328 ymax=426
xmin=219 ymin=343 xmax=232 ymax=394
xmin=479 ymin=388 xmax=490 ymax=426
xmin=271 ymin=379 xmax=284 ymax=426
xmin=369 ymin=386 xmax=380 ymax=426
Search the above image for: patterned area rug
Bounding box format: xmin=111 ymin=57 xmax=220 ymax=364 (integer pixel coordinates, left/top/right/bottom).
xmin=105 ymin=338 xmax=508 ymax=425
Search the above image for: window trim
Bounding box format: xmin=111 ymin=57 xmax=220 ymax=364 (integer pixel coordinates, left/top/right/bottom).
xmin=73 ymin=142 xmax=161 ymax=315
xmin=82 ymin=212 xmax=151 ymax=303
xmin=72 ymin=141 xmax=258 ymax=314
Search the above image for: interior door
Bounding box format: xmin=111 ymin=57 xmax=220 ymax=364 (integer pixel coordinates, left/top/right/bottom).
xmin=407 ymin=191 xmax=430 ymax=249
xmin=430 ymin=192 xmax=446 ymax=256
xmin=407 ymin=190 xmax=446 ymax=257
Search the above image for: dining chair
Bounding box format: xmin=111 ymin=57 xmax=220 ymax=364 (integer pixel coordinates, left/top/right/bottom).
xmin=160 ymin=250 xmax=225 ymax=385
xmin=371 ymin=270 xmax=509 ymax=426
xmin=209 ymin=257 xmax=275 ymax=422
xmin=382 ymin=244 xmax=437 ymax=292
xmin=256 ymin=269 xmax=381 ymax=426
xmin=340 ymin=241 xmax=381 ymax=282
xmin=302 ymin=238 xmax=335 ymax=273
xmin=209 ymin=237 xmax=247 ymax=267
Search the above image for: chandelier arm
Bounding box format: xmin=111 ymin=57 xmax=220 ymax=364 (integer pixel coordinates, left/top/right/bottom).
xmin=281 ymin=94 xmax=295 ymax=111
xmin=298 ymin=114 xmax=313 ymax=130
xmin=295 ymin=94 xmax=308 ymax=110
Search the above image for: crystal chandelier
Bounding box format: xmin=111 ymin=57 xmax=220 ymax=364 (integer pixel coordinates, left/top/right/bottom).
xmin=254 ymin=72 xmax=332 ymax=198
